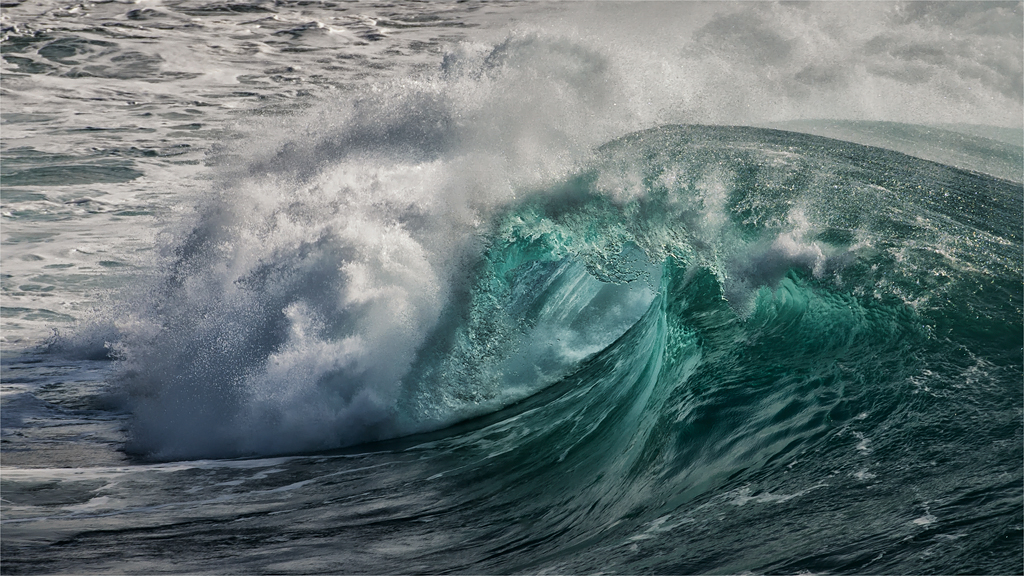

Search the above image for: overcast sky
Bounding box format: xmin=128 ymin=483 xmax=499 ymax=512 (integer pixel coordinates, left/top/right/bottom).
xmin=541 ymin=1 xmax=1022 ymax=128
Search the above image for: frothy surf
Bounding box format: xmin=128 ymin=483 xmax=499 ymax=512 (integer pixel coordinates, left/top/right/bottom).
xmin=3 ymin=3 xmax=1021 ymax=574
xmin=78 ymin=110 xmax=1021 ymax=461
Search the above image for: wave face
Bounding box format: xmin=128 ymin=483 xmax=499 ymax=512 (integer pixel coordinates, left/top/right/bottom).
xmin=116 ymin=97 xmax=1023 ymax=466
xmin=101 ymin=117 xmax=1023 ymax=571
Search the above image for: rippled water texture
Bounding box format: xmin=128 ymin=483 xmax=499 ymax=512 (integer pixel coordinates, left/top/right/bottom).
xmin=2 ymin=2 xmax=1022 ymax=574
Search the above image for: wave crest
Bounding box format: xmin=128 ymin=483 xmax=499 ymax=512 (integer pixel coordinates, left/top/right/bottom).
xmin=67 ymin=35 xmax=1021 ymax=461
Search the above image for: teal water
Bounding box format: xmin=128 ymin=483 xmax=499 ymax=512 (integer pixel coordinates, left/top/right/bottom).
xmin=7 ymin=124 xmax=1019 ymax=574
xmin=2 ymin=3 xmax=1022 ymax=573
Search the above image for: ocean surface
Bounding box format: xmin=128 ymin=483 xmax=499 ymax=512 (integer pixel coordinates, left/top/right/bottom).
xmin=2 ymin=2 xmax=1022 ymax=574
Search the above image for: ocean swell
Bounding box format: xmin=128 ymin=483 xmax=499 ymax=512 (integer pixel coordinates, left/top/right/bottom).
xmin=90 ymin=36 xmax=1022 ymax=462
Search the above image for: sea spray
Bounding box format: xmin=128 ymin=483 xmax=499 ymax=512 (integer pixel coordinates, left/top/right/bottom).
xmin=26 ymin=25 xmax=1020 ymax=463
xmin=113 ymin=35 xmax=643 ymax=459
xmin=3 ymin=4 xmax=1021 ymax=572
xmin=116 ymin=104 xmax=1022 ymax=461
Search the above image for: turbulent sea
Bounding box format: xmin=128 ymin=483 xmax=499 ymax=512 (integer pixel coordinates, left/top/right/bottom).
xmin=1 ymin=2 xmax=1022 ymax=574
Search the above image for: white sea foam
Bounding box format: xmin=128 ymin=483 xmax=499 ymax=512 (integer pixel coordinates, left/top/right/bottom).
xmin=96 ymin=33 xmax=643 ymax=459
xmin=5 ymin=1 xmax=1020 ymax=460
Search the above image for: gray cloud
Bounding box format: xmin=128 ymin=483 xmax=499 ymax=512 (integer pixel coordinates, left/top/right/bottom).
xmin=551 ymin=1 xmax=1021 ymax=127
xmin=862 ymin=20 xmax=1023 ymax=102
xmin=892 ymin=1 xmax=1023 ymax=38
xmin=692 ymin=11 xmax=795 ymax=67
xmin=866 ymin=60 xmax=936 ymax=85
xmin=793 ymin=64 xmax=847 ymax=88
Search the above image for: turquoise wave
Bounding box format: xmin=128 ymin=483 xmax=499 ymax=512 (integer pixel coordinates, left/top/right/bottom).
xmin=362 ymin=125 xmax=1022 ymax=573
xmin=107 ymin=125 xmax=1021 ymax=472
xmin=409 ymin=124 xmax=1021 ymax=430
xmin=34 ymin=123 xmax=1023 ymax=574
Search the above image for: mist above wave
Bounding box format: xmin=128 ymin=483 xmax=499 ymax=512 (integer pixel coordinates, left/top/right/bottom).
xmin=97 ymin=34 xmax=644 ymax=460
xmin=16 ymin=0 xmax=1017 ymax=460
